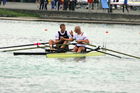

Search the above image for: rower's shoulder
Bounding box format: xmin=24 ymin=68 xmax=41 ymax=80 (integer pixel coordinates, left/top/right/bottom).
xmin=82 ymin=32 xmax=87 ymax=36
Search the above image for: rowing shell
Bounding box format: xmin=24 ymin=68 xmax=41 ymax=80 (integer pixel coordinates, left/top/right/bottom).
xmin=47 ymin=51 xmax=104 ymax=58
xmin=14 ymin=51 xmax=104 ymax=58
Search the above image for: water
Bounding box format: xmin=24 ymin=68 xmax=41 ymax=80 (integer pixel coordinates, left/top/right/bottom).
xmin=0 ymin=20 xmax=140 ymax=93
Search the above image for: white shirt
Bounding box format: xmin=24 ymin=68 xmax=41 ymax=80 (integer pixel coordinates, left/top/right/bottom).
xmin=73 ymin=32 xmax=88 ymax=47
xmin=55 ymin=31 xmax=72 ymax=40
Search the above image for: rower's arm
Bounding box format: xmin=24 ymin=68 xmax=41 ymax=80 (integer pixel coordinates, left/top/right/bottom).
xmin=65 ymin=38 xmax=73 ymax=41
xmin=54 ymin=39 xmax=60 ymax=43
xmin=60 ymin=37 xmax=73 ymax=41
xmin=76 ymin=39 xmax=90 ymax=44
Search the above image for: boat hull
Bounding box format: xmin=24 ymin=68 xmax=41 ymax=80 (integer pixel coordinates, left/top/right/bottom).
xmin=46 ymin=51 xmax=104 ymax=58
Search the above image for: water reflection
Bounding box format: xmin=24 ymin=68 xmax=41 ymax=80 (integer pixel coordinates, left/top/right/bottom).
xmin=73 ymin=57 xmax=86 ymax=62
xmin=56 ymin=57 xmax=86 ymax=62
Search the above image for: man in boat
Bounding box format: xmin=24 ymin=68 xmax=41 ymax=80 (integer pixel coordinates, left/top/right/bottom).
xmin=49 ymin=24 xmax=73 ymax=52
xmin=72 ymin=26 xmax=90 ymax=53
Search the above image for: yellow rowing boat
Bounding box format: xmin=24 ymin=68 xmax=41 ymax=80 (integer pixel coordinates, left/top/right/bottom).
xmin=46 ymin=51 xmax=104 ymax=58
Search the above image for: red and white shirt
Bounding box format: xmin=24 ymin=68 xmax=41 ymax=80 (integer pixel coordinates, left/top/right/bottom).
xmin=73 ymin=32 xmax=88 ymax=47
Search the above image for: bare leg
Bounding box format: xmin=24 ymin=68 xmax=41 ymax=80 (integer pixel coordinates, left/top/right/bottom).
xmin=49 ymin=40 xmax=55 ymax=50
xmin=77 ymin=47 xmax=85 ymax=53
xmin=72 ymin=46 xmax=78 ymax=52
xmin=60 ymin=41 xmax=68 ymax=48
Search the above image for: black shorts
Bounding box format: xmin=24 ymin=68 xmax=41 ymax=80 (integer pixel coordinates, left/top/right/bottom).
xmin=55 ymin=40 xmax=69 ymax=50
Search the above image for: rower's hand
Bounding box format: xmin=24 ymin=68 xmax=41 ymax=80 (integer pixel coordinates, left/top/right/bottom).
xmin=60 ymin=37 xmax=66 ymax=41
xmin=70 ymin=30 xmax=73 ymax=37
xmin=76 ymin=40 xmax=83 ymax=44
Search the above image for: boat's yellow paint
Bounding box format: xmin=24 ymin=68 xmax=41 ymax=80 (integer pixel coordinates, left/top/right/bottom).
xmin=46 ymin=51 xmax=104 ymax=58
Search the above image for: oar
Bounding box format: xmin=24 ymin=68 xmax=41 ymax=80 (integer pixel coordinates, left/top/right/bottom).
xmin=2 ymin=45 xmax=49 ymax=52
xmin=87 ymin=44 xmax=140 ymax=59
xmin=55 ymin=43 xmax=121 ymax=58
xmin=85 ymin=47 xmax=121 ymax=58
xmin=0 ymin=42 xmax=48 ymax=49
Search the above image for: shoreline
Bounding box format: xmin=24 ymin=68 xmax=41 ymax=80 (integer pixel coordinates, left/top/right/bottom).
xmin=0 ymin=8 xmax=140 ymax=25
xmin=0 ymin=16 xmax=140 ymax=25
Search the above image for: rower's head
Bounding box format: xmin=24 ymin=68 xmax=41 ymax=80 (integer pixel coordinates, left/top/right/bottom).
xmin=74 ymin=26 xmax=81 ymax=34
xmin=60 ymin=24 xmax=66 ymax=32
